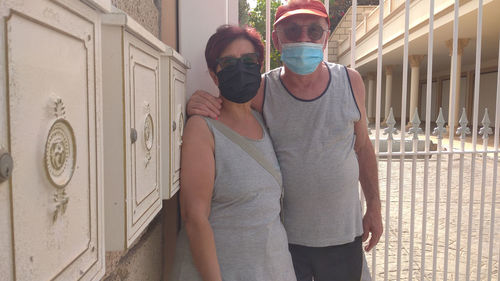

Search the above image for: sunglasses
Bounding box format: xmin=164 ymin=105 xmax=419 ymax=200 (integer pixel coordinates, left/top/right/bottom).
xmin=216 ymin=52 xmax=260 ymax=70
xmin=278 ymin=23 xmax=328 ymax=42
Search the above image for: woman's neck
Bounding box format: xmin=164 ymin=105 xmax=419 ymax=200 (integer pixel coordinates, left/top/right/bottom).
xmin=219 ymin=99 xmax=253 ymax=122
xmin=218 ymin=98 xmax=262 ymax=140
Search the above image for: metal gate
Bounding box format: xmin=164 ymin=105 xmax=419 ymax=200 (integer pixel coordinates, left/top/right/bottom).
xmin=341 ymin=0 xmax=500 ymax=280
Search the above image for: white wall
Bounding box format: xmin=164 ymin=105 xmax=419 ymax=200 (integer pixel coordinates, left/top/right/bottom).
xmin=420 ymin=82 xmax=439 ymax=122
xmin=478 ymin=71 xmax=498 ymax=127
xmin=179 ymin=0 xmax=239 ymax=99
xmin=441 ymin=77 xmax=467 ymax=124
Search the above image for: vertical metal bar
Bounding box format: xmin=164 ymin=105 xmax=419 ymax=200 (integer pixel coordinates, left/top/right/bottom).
xmin=465 ymin=137 xmax=476 ymax=280
xmin=476 ymin=122 xmax=488 ymax=281
xmin=385 ymin=151 xmax=391 ymax=281
xmin=432 ymin=133 xmax=442 ymax=281
xmin=375 ymin=0 xmax=384 ymax=157
xmin=454 ymin=126 xmax=466 ymax=281
xmin=486 ymin=34 xmax=500 ymax=281
xmin=225 ymin=0 xmax=229 ymax=23
xmin=351 ymin=0 xmax=357 ymax=68
xmin=323 ymin=0 xmax=329 ymax=60
xmin=465 ymin=0 xmax=483 ymax=278
xmin=443 ymin=144 xmax=453 ymax=281
xmin=408 ymin=133 xmax=417 ymax=281
xmin=265 ymin=0 xmax=270 ymax=72
xmin=443 ymin=1 xmax=460 ymax=279
xmin=372 ymin=2 xmax=384 ymax=279
xmin=397 ymin=1 xmax=410 ymax=279
xmin=447 ymin=0 xmax=460 ymax=136
xmin=421 ymin=0 xmax=434 ymax=280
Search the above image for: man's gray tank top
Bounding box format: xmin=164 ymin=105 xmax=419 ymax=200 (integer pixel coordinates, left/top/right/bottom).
xmin=170 ymin=112 xmax=296 ymax=281
xmin=263 ymin=62 xmax=363 ymax=247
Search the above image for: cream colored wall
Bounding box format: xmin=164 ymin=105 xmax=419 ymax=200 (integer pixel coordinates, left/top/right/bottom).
xmin=377 ymin=71 xmax=403 ymax=123
xmin=377 ymin=70 xmax=497 ymax=125
xmin=328 ymin=6 xmax=376 ymax=63
xmin=337 ymin=0 xmax=458 ymax=67
xmin=419 ymin=82 xmax=439 ymax=122
xmin=478 ymin=72 xmax=498 ymax=125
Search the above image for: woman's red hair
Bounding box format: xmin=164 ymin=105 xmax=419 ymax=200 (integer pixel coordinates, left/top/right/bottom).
xmin=205 ymin=25 xmax=265 ymax=73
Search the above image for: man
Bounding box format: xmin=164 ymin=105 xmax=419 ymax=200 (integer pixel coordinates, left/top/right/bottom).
xmin=188 ymin=1 xmax=382 ymax=280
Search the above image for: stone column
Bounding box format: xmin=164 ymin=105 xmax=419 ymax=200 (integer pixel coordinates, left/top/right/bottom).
xmin=409 ymin=55 xmax=425 ymax=122
xmin=384 ymin=65 xmax=393 ymax=121
xmin=367 ymin=73 xmax=375 ymax=123
xmin=446 ymin=38 xmax=470 ymax=127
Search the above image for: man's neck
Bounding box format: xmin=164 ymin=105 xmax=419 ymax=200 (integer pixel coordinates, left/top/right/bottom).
xmin=280 ymin=62 xmax=329 ymax=100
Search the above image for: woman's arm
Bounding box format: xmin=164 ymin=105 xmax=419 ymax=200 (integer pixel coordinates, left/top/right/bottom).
xmin=180 ymin=116 xmax=221 ymax=281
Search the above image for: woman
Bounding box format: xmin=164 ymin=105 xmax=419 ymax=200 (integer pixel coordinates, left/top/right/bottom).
xmin=171 ymin=25 xmax=296 ymax=281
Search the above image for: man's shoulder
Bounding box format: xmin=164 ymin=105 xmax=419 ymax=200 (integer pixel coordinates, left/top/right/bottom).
xmin=266 ymin=66 xmax=283 ymax=75
xmin=325 ymin=61 xmax=348 ymax=72
xmin=263 ymin=66 xmax=283 ymax=83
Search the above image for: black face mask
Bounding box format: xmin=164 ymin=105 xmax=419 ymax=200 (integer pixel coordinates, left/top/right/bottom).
xmin=216 ymin=61 xmax=262 ymax=104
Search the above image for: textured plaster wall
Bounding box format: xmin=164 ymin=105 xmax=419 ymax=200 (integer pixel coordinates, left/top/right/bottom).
xmin=112 ymin=0 xmax=160 ymax=38
xmin=103 ymin=215 xmax=163 ymax=281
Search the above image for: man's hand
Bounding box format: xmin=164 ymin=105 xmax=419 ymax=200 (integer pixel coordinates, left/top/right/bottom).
xmin=187 ymin=90 xmax=222 ymax=119
xmin=362 ymin=206 xmax=383 ymax=252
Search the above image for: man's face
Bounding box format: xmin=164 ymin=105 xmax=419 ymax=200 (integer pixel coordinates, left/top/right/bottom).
xmin=275 ymin=14 xmax=329 ymax=45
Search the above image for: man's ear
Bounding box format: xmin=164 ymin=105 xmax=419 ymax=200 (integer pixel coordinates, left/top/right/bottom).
xmin=209 ymin=70 xmax=219 ymax=86
xmin=272 ymin=30 xmax=281 ymax=52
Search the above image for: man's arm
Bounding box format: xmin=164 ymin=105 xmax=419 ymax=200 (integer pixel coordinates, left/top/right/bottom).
xmin=347 ymin=68 xmax=383 ymax=252
xmin=186 ymin=90 xmax=222 ymax=119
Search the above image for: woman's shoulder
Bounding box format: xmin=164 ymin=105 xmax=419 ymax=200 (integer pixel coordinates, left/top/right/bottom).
xmin=183 ymin=115 xmax=214 ymax=144
xmin=186 ymin=114 xmax=208 ymax=127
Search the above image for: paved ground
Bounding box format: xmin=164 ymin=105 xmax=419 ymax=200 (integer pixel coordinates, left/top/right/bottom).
xmin=365 ymin=134 xmax=500 ymax=280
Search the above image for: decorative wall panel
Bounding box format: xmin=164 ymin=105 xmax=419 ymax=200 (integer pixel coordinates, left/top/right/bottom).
xmin=0 ymin=0 xmax=105 ymax=280
xmin=160 ymin=49 xmax=189 ymax=200
xmin=169 ymin=59 xmax=188 ymax=198
xmin=102 ymin=12 xmax=163 ymax=251
xmin=125 ymin=33 xmax=161 ymax=239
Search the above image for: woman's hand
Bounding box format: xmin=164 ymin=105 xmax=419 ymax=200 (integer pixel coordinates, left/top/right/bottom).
xmin=187 ymin=90 xmax=222 ymax=119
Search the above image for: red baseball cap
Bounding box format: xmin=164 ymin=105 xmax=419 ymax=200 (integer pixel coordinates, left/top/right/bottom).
xmin=274 ymin=0 xmax=330 ymax=27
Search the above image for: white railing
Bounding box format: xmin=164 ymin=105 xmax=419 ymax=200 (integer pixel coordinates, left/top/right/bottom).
xmin=347 ymin=0 xmax=500 ymax=280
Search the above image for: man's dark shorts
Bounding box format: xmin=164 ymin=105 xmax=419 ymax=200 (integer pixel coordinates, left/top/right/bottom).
xmin=288 ymin=236 xmax=363 ymax=281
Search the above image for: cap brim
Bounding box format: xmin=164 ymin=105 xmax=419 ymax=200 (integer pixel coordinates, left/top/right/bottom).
xmin=274 ymin=9 xmax=328 ymax=26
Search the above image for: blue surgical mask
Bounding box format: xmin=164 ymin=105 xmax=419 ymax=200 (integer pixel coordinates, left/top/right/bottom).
xmin=280 ymin=42 xmax=324 ymax=75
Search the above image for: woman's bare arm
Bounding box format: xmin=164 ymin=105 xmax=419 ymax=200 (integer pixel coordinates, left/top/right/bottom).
xmin=180 ymin=115 xmax=221 ymax=281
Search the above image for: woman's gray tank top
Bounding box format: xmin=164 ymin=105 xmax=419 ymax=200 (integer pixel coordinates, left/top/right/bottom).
xmin=170 ymin=111 xmax=296 ymax=281
xmin=263 ymin=62 xmax=364 ymax=247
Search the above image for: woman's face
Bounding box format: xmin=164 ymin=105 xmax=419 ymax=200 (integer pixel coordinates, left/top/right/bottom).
xmin=211 ymin=37 xmax=262 ymax=104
